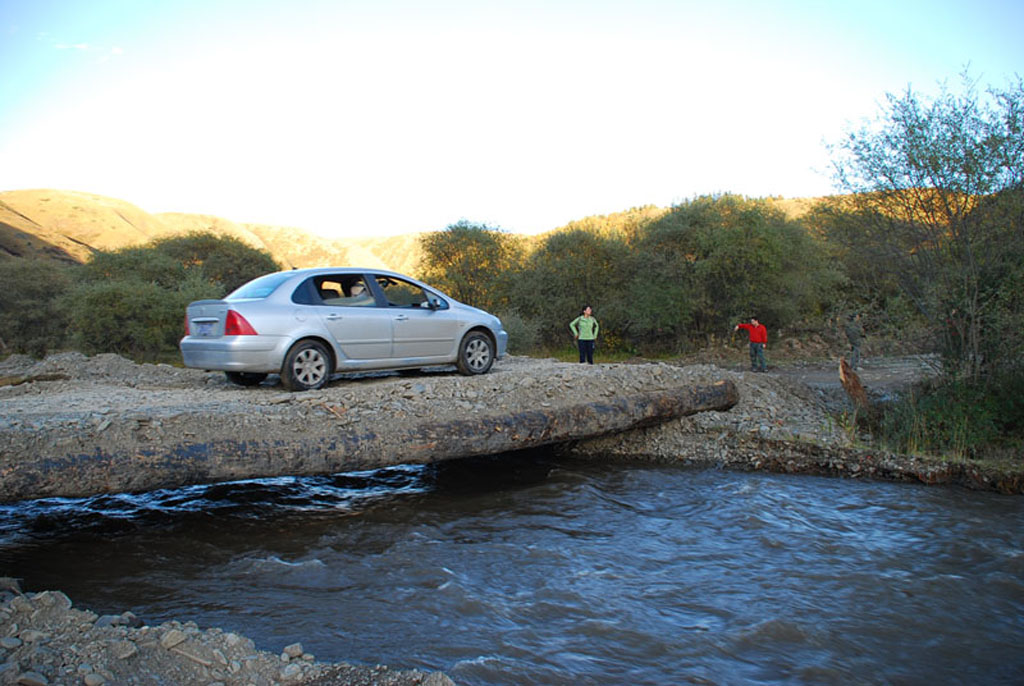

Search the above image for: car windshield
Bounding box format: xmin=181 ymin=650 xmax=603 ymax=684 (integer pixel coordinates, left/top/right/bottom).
xmin=227 ymin=272 xmax=294 ymax=300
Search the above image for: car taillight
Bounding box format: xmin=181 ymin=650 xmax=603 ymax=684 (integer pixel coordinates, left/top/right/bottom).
xmin=224 ymin=310 xmax=258 ymax=336
xmin=184 ymin=313 xmax=190 ymax=336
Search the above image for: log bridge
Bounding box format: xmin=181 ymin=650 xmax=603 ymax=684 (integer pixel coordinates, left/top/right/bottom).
xmin=0 ymin=381 xmax=738 ymax=503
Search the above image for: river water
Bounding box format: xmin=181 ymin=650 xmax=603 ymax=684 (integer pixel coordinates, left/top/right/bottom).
xmin=2 ymin=454 xmax=1023 ymax=685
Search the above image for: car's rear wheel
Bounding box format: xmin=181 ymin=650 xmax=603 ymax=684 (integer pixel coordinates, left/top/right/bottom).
xmin=456 ymin=331 xmax=494 ymax=375
xmin=225 ymin=371 xmax=268 ymax=387
xmin=282 ymin=340 xmax=332 ymax=391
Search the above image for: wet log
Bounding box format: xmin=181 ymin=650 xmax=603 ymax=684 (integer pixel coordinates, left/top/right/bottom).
xmin=0 ymin=380 xmax=738 ymax=503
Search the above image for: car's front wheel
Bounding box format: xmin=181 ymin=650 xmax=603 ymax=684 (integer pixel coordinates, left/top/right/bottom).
xmin=225 ymin=371 xmax=268 ymax=387
xmin=456 ymin=331 xmax=495 ymax=375
xmin=282 ymin=340 xmax=332 ymax=391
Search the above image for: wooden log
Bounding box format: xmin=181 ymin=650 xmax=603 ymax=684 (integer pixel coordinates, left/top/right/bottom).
xmin=0 ymin=372 xmax=69 ymax=387
xmin=0 ymin=380 xmax=738 ymax=503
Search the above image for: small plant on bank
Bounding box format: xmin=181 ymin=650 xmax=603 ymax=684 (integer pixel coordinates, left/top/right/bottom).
xmin=871 ymin=379 xmax=1004 ymax=460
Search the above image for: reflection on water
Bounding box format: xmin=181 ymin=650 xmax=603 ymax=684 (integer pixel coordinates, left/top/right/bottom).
xmin=2 ymin=454 xmax=1023 ymax=686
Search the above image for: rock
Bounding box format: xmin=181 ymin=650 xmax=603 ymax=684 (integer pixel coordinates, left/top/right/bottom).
xmin=18 ymin=629 xmax=48 ymax=642
xmin=15 ymin=672 xmax=49 ymax=686
xmin=159 ymin=628 xmax=187 ymax=649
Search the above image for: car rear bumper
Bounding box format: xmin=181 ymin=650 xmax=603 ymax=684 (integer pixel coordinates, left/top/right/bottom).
xmin=179 ymin=336 xmax=287 ymax=372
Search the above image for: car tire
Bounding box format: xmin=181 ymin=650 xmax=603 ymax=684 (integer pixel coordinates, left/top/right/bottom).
xmin=282 ymin=340 xmax=332 ymax=391
xmin=225 ymin=372 xmax=268 ymax=387
xmin=456 ymin=331 xmax=494 ymax=375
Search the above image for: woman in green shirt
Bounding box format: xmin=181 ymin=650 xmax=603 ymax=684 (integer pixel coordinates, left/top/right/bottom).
xmin=569 ymin=305 xmax=599 ymax=364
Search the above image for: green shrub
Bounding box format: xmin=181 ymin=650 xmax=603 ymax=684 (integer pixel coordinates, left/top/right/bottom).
xmin=983 ymin=370 xmax=1024 ymax=440
xmin=875 ymin=379 xmax=1002 ymax=458
xmin=0 ymin=259 xmax=75 ymax=357
xmin=81 ymin=248 xmax=188 ymax=290
xmin=49 ymin=233 xmax=277 ymax=362
xmin=152 ymin=232 xmax=281 ymax=294
xmin=63 ymin=272 xmax=219 ymax=362
xmin=495 ymin=309 xmax=540 ymax=355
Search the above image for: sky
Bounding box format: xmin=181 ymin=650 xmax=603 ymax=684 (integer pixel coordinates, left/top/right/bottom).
xmin=1 ymin=0 xmax=1022 ymax=239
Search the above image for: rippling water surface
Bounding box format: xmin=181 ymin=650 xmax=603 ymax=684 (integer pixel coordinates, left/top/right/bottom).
xmin=2 ymin=455 xmax=1023 ymax=685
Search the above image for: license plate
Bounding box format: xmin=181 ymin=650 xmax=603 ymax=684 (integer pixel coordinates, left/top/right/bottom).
xmin=196 ymin=322 xmax=215 ymax=336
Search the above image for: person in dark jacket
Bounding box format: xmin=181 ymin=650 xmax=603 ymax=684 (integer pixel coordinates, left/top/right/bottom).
xmin=844 ymin=313 xmax=864 ymax=370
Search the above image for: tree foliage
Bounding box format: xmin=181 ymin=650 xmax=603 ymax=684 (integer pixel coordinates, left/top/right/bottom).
xmin=151 ymin=232 xmax=281 ymax=293
xmin=64 ymin=275 xmax=213 ymax=360
xmin=510 ymin=227 xmax=634 ymax=349
xmin=433 ymin=195 xmax=839 ymax=355
xmin=0 ymin=233 xmax=280 ymax=361
xmin=826 ymin=72 xmax=1024 ymax=378
xmin=417 ymin=221 xmax=525 ymax=311
xmin=636 ymin=195 xmax=839 ymax=344
xmin=0 ymin=259 xmax=76 ymax=357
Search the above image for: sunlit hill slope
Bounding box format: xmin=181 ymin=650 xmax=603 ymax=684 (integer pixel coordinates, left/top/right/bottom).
xmin=0 ymin=189 xmax=425 ymax=274
xmin=0 ymin=189 xmax=825 ymax=277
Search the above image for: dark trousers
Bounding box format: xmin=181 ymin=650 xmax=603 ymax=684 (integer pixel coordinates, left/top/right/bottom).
xmin=578 ymin=339 xmax=595 ymax=364
xmin=749 ymin=342 xmax=766 ymax=371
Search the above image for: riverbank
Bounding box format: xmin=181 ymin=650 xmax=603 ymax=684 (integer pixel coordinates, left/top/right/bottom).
xmin=1 ymin=352 xmax=1020 ymax=685
xmin=0 ymin=576 xmax=455 ymax=686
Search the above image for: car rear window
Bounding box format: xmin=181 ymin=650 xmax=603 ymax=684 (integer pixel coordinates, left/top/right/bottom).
xmin=227 ymin=272 xmax=294 ymax=300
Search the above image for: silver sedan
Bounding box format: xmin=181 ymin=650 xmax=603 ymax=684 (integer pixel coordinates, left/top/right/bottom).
xmin=180 ymin=267 xmax=508 ymax=390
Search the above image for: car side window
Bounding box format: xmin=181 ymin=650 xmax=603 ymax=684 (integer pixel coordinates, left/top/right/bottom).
xmin=314 ymin=275 xmax=376 ymax=306
xmin=376 ymin=276 xmax=433 ymax=308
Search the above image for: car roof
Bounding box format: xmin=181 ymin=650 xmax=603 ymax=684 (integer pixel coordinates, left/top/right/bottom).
xmin=278 ymin=267 xmax=407 ymax=278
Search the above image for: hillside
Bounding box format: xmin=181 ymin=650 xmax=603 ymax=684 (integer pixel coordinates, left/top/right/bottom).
xmin=0 ymin=189 xmax=827 ymax=278
xmin=0 ymin=189 xmax=424 ymax=274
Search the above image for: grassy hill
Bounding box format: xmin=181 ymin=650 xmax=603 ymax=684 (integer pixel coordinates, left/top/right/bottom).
xmin=0 ymin=189 xmax=425 ymax=274
xmin=0 ymin=189 xmax=826 ymax=278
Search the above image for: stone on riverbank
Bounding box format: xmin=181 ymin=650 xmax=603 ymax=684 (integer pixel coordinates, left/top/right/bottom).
xmin=0 ymin=580 xmax=449 ymax=686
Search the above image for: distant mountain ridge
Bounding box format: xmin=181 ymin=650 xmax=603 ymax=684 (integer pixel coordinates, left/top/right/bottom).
xmin=0 ymin=189 xmax=425 ymax=274
xmin=0 ymin=189 xmax=824 ymax=277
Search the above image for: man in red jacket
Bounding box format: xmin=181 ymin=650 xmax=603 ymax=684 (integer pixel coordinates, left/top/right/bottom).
xmin=734 ymin=316 xmax=768 ymax=372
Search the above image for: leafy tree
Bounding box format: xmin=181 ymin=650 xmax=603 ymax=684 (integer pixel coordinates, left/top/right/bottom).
xmin=554 ymin=205 xmax=667 ymax=244
xmin=632 ymin=195 xmax=840 ymax=347
xmin=152 ymin=232 xmax=281 ymax=293
xmin=827 ymin=72 xmax=1024 ymax=378
xmin=63 ymin=269 xmax=219 ymax=361
xmin=0 ymin=259 xmax=76 ymax=356
xmin=58 ymin=233 xmax=275 ymax=361
xmin=417 ymin=221 xmax=525 ymax=311
xmin=81 ymin=247 xmax=188 ymax=290
xmin=511 ymin=228 xmax=633 ymax=349
xmin=65 ymin=280 xmax=177 ymax=359
xmin=621 ymin=217 xmax=701 ymax=350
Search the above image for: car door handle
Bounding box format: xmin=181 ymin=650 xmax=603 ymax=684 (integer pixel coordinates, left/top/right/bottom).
xmin=326 ymin=314 xmax=343 ymax=321
xmin=394 ymin=315 xmax=409 ymax=321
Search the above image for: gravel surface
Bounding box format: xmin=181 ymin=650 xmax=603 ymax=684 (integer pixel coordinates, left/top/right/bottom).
xmin=0 ymin=351 xmax=938 ymax=685
xmin=0 ymin=352 xmax=860 ymax=459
